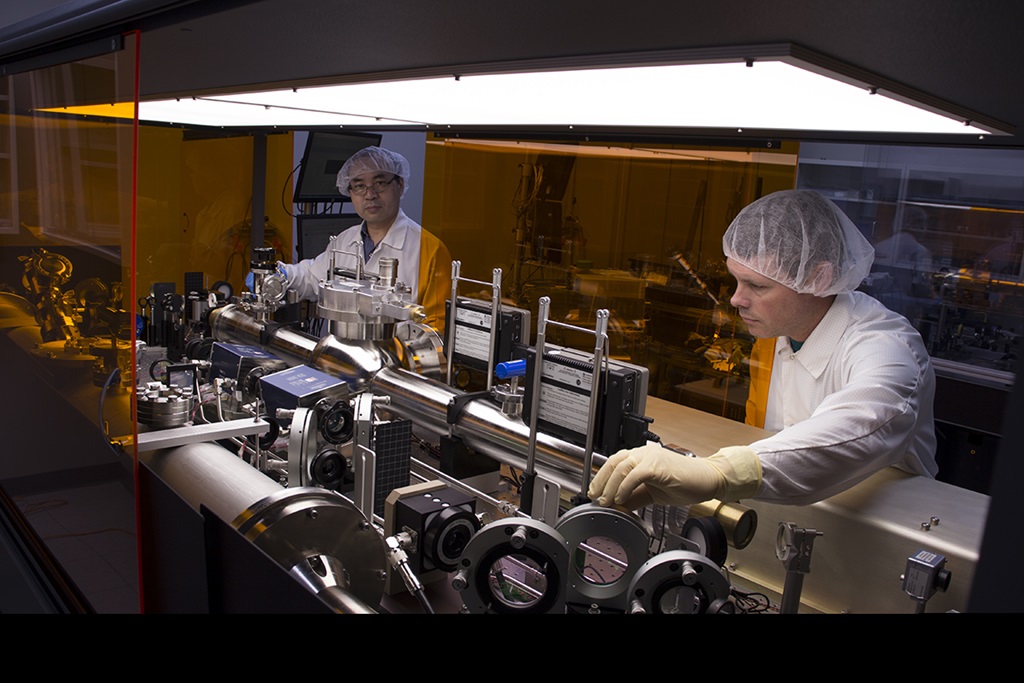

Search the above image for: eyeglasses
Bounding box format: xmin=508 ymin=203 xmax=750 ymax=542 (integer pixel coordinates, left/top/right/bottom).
xmin=348 ymin=175 xmax=398 ymax=196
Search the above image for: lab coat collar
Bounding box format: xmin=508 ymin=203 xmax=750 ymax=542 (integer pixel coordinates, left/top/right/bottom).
xmin=779 ymin=293 xmax=852 ymax=379
xmin=346 ymin=209 xmax=413 ymax=254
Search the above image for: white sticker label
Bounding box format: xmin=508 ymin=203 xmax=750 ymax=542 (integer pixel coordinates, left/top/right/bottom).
xmin=455 ymin=307 xmax=491 ymax=327
xmin=540 ymin=359 xmax=594 ymax=391
xmin=453 ymin=325 xmax=490 ymax=361
xmin=538 ymin=382 xmax=591 ymax=435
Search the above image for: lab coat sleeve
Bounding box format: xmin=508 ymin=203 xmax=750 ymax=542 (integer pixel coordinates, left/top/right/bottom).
xmin=279 ymin=245 xmax=335 ymax=301
xmin=749 ymin=329 xmax=934 ymax=505
xmin=417 ymin=228 xmax=453 ymax=334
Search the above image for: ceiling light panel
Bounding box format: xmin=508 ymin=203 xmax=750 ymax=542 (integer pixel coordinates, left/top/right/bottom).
xmin=134 ymin=60 xmax=999 ymax=135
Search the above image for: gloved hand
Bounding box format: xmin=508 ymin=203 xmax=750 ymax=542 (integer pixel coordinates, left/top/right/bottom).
xmin=588 ymin=443 xmax=762 ymax=510
xmin=245 ymin=263 xmax=287 ymax=292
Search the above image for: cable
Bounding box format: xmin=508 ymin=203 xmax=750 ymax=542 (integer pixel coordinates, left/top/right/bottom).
xmin=98 ymin=366 xmax=121 ymax=455
xmin=281 ymin=162 xmax=301 ymax=218
xmin=730 ymin=585 xmax=774 ymax=614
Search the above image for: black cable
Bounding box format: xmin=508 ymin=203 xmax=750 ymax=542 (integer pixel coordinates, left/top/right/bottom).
xmin=730 ymin=586 xmax=773 ymax=614
xmin=412 ymin=587 xmax=436 ymax=615
xmin=281 ymin=162 xmax=301 ymax=218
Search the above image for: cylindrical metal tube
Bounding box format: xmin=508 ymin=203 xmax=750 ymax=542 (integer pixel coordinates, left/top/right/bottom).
xmin=139 ymin=441 xmax=283 ymax=522
xmin=378 ymin=258 xmax=398 ymax=287
xmin=370 ymin=365 xmax=601 ymax=491
xmin=210 ymin=304 xmax=391 ymax=391
xmin=209 ymin=303 xmax=602 ymax=492
xmin=209 ymin=304 xmax=319 ymax=365
xmin=688 ymin=499 xmax=758 ymax=550
xmin=140 ymin=441 xmax=385 ymax=613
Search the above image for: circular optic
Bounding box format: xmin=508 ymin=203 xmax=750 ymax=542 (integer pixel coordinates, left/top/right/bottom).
xmin=457 ymin=517 xmax=568 ymax=614
xmin=309 ymin=448 xmax=346 ymax=488
xmin=258 ymin=417 xmax=280 ymax=449
xmin=488 ymin=553 xmax=548 ymax=610
xmin=424 ymin=507 xmax=480 ymax=572
xmin=319 ymin=402 xmax=354 ymax=444
xmin=656 ymin=585 xmax=706 ymax=615
xmin=682 ymin=516 xmax=729 ymax=567
xmin=555 ymin=503 xmax=649 ymax=610
xmin=776 ymin=522 xmax=796 ymax=562
xmin=263 ymin=274 xmax=288 ymax=302
xmin=210 ymin=280 xmax=234 ymax=300
xmin=573 ymin=535 xmax=627 ymax=586
xmin=628 ymin=550 xmax=731 ymax=615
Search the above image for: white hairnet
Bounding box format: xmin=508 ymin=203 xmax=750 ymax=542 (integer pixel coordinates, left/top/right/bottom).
xmin=722 ymin=189 xmax=875 ymax=296
xmin=336 ymin=146 xmax=411 ymax=198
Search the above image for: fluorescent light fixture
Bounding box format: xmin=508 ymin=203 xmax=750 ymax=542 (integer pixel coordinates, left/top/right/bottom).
xmin=134 ymin=61 xmax=998 ymax=135
xmin=49 ymin=45 xmax=1013 ymax=136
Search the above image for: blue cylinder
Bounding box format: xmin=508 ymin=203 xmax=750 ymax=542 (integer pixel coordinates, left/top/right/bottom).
xmin=495 ymin=359 xmax=527 ymax=379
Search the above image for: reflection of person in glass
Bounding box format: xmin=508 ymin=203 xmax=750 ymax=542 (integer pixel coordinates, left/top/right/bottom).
xmin=185 ymin=145 xmax=251 ymax=284
xmin=277 ymin=147 xmax=452 ymax=332
xmin=874 ymin=205 xmax=933 ymax=270
xmin=867 ymin=205 xmax=937 ymax=321
xmin=589 ymin=190 xmax=938 ymax=508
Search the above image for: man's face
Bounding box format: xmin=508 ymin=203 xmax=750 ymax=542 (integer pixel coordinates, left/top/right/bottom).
xmin=349 ymin=170 xmax=403 ymax=231
xmin=726 ymin=257 xmax=825 ymax=341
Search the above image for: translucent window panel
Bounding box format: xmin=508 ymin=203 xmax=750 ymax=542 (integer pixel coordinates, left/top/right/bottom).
xmin=134 ymin=129 xmax=295 ymax=297
xmin=423 ymin=138 xmax=798 ymax=421
xmin=796 ymin=143 xmax=1024 ymax=380
xmin=0 ymin=37 xmax=140 ymax=613
xmin=795 ymin=143 xmax=1021 ymax=495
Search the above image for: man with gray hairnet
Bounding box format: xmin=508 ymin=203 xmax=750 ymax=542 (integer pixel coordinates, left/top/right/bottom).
xmin=279 ymin=146 xmax=452 ymax=332
xmin=590 ymin=189 xmax=938 ymax=508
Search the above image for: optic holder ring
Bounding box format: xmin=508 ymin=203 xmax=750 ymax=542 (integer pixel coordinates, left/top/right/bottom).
xmin=454 ymin=517 xmax=569 ymax=615
xmin=627 ymin=549 xmax=733 ymax=615
xmin=554 ymin=502 xmax=650 ymax=612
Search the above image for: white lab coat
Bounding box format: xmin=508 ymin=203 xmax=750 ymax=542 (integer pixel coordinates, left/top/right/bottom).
xmin=281 ymin=210 xmax=425 ymax=303
xmin=751 ymin=291 xmax=939 ymax=505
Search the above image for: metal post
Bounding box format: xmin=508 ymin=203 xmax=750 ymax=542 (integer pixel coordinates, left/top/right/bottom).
xmin=579 ymin=310 xmax=608 ymax=498
xmin=521 ymin=296 xmax=549 ymax=513
xmin=446 ymin=260 xmax=461 ymax=389
xmin=486 ymin=268 xmax=501 ymax=391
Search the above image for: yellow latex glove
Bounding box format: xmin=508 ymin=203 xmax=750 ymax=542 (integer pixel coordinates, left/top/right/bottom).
xmin=588 ymin=443 xmax=762 ymax=511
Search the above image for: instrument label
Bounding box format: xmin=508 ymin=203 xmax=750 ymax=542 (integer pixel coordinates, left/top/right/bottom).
xmin=454 ymin=324 xmax=490 ymax=361
xmin=538 ymin=382 xmax=591 ymax=435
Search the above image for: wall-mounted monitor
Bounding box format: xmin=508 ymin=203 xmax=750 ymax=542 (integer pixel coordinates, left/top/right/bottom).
xmin=293 ymin=130 xmax=382 ymax=204
xmin=296 ymin=213 xmax=361 ymax=260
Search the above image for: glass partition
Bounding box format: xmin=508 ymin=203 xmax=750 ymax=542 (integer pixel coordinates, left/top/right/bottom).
xmin=795 ymin=142 xmax=1023 ymax=494
xmin=0 ymin=36 xmax=139 ymax=612
xmin=423 ymin=137 xmax=799 ymax=419
xmin=422 ymin=137 xmax=1016 ymax=495
xmin=796 ymin=142 xmax=1023 ymax=382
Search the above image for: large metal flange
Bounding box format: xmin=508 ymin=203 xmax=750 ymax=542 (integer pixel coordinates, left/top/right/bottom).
xmin=555 ymin=503 xmax=651 ymax=612
xmin=454 ymin=517 xmax=569 ymax=614
xmin=232 ymin=486 xmax=387 ymax=610
xmin=627 ymin=550 xmax=734 ymax=614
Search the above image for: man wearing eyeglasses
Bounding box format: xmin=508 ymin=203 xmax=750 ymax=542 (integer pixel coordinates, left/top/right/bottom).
xmin=279 ymin=146 xmax=452 ymax=332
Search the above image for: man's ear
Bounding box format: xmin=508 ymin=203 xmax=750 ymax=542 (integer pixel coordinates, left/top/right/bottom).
xmin=807 ymin=261 xmax=835 ymax=294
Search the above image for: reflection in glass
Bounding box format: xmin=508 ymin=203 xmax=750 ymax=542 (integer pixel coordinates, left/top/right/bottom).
xmin=0 ymin=40 xmax=140 ymax=613
xmin=424 ymin=138 xmax=799 ymax=421
xmin=487 ymin=553 xmax=548 ymax=609
xmin=572 ymin=534 xmax=628 ymax=586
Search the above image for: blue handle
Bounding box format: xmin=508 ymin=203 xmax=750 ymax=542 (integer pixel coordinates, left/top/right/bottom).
xmin=495 ymin=359 xmax=527 ymax=379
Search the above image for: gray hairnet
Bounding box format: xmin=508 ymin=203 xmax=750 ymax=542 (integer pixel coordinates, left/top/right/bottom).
xmin=336 ymin=146 xmax=411 ymax=198
xmin=722 ymin=189 xmax=875 ymax=296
